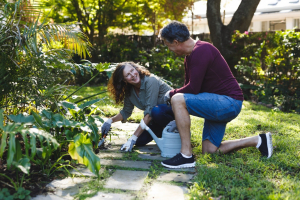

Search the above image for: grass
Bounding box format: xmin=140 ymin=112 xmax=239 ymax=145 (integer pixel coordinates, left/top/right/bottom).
xmin=68 ymin=86 xmax=300 ymax=199
xmin=189 ymin=102 xmax=300 ymax=200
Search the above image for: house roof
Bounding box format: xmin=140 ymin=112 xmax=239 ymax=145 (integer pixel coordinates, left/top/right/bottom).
xmin=190 ymin=0 xmax=300 ymax=19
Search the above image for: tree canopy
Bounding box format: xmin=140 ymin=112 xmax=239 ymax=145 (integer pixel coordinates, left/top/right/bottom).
xmin=40 ymin=0 xmax=193 ymax=46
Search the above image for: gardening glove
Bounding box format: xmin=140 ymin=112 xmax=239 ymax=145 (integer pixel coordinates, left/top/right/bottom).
xmin=166 ymin=120 xmax=178 ymax=132
xmin=139 ymin=119 xmax=147 ymax=130
xmin=164 ymin=90 xmax=171 ymax=105
xmin=120 ymin=135 xmax=138 ymax=152
xmin=101 ymin=118 xmax=112 ymax=136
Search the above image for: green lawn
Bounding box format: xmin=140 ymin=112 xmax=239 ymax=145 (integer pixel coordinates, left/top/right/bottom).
xmin=67 ymin=86 xmax=300 ymax=199
xmin=189 ymin=101 xmax=300 ymax=199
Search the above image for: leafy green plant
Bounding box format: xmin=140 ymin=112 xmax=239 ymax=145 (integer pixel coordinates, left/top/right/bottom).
xmin=233 ymin=29 xmax=300 ymax=113
xmin=139 ymin=45 xmax=185 ymax=88
xmin=0 ymin=188 xmax=14 ymax=200
xmin=0 ymin=187 xmax=31 ymax=200
xmin=13 ymin=187 xmax=31 ymax=200
xmin=0 ymin=0 xmax=92 ymax=114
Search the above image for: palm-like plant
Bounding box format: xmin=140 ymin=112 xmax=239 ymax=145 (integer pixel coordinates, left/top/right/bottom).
xmin=0 ymin=0 xmax=92 ymax=110
xmin=0 ymin=1 xmax=105 ymax=193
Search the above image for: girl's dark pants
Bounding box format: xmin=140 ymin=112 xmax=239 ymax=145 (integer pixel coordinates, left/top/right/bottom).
xmin=135 ymin=104 xmax=174 ymax=146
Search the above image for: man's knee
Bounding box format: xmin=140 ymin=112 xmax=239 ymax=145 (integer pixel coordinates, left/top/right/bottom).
xmin=171 ymin=93 xmax=186 ymax=106
xmin=202 ymin=140 xmax=219 ymax=154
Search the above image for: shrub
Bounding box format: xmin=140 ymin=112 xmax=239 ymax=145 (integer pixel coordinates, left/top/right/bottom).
xmin=139 ymin=45 xmax=185 ymax=88
xmin=233 ymin=29 xmax=300 ymax=113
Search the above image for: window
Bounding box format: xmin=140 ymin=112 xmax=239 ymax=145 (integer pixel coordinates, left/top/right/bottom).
xmin=269 ymin=20 xmax=285 ymax=31
xmin=294 ymin=19 xmax=300 ymax=28
xmin=262 ymin=21 xmax=269 ymax=31
xmin=249 ymin=22 xmax=254 ymax=32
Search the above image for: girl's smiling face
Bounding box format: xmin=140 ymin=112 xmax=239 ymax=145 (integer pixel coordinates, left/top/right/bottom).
xmin=123 ymin=64 xmax=140 ymax=86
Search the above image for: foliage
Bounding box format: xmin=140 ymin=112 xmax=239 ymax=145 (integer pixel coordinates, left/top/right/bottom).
xmin=38 ymin=0 xmax=193 ymax=58
xmin=96 ymin=36 xmax=185 ymax=88
xmin=0 ymin=187 xmax=31 ymax=200
xmin=0 ymin=99 xmax=104 ymax=180
xmin=97 ymin=34 xmax=145 ymax=63
xmin=13 ymin=187 xmax=31 ymax=200
xmin=0 ymin=0 xmax=92 ymax=111
xmin=232 ymin=29 xmax=300 ymax=113
xmin=0 ymin=188 xmax=14 ymax=200
xmin=139 ymin=44 xmax=185 ymax=88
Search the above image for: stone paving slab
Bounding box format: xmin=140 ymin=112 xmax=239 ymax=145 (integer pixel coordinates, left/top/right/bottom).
xmin=54 ymin=188 xmax=78 ymax=199
xmin=146 ymin=182 xmax=188 ymax=200
xmin=112 ymin=121 xmax=139 ymax=131
xmin=46 ymin=177 xmax=91 ymax=199
xmin=138 ymin=153 xmax=165 ymax=160
xmin=31 ymin=194 xmax=66 ymax=200
xmin=107 ymin=136 xmax=157 ymax=146
xmin=97 ymin=152 xmax=123 ymax=159
xmin=100 ymin=159 xmax=151 ymax=169
xmin=165 ymin=167 xmax=196 ymax=173
xmin=71 ymin=167 xmax=105 ymax=177
xmin=88 ymin=192 xmax=135 ymax=200
xmin=135 ymin=144 xmax=161 ymax=154
xmin=104 ymin=170 xmax=148 ymax=191
xmin=47 ymin=177 xmax=90 ymax=190
xmin=157 ymin=172 xmax=194 ymax=183
xmin=106 ymin=135 xmax=128 ymax=145
xmin=99 ymin=145 xmax=122 ymax=152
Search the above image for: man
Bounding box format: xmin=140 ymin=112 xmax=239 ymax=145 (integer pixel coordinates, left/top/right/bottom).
xmin=159 ymin=21 xmax=273 ymax=169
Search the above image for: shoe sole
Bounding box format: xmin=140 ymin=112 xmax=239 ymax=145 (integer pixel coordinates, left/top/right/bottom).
xmin=266 ymin=132 xmax=273 ymax=158
xmin=161 ymin=162 xmax=195 ymax=169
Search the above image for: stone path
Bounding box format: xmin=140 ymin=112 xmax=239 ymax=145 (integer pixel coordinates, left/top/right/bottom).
xmin=31 ymin=121 xmax=196 ymax=200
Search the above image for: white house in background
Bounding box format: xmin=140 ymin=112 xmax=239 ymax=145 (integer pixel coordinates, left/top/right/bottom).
xmin=183 ymin=0 xmax=300 ymax=34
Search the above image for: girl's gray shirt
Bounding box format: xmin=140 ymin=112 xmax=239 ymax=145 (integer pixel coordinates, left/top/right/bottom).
xmin=120 ymin=74 xmax=172 ymax=122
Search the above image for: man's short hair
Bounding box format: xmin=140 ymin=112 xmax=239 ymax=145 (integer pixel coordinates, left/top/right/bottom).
xmin=159 ymin=21 xmax=190 ymax=44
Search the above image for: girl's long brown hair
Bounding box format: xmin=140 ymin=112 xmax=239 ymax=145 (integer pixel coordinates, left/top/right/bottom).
xmin=107 ymin=62 xmax=150 ymax=104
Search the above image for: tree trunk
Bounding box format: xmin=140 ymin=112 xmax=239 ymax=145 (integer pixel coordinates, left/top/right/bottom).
xmin=207 ymin=0 xmax=260 ymax=74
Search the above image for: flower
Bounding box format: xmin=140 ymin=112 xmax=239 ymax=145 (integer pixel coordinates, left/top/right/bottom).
xmin=244 ymin=31 xmax=249 ymax=35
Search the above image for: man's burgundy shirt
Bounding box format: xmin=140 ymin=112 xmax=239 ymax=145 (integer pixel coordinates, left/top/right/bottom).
xmin=169 ymin=40 xmax=244 ymax=101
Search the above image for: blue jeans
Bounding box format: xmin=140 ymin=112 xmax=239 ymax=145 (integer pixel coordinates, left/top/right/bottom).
xmin=184 ymin=93 xmax=243 ymax=148
xmin=135 ymin=104 xmax=174 ymax=146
